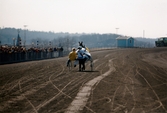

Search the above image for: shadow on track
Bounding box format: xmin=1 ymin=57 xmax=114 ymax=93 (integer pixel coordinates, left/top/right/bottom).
xmin=77 ymin=70 xmax=99 ymax=73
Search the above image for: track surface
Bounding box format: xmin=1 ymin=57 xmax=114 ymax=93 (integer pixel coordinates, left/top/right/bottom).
xmin=0 ymin=48 xmax=167 ymax=113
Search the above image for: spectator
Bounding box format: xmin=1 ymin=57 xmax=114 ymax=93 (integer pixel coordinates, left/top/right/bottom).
xmin=58 ymin=47 xmax=64 ymax=57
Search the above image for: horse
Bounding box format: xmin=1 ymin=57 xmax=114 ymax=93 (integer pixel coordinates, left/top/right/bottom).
xmin=74 ymin=42 xmax=93 ymax=71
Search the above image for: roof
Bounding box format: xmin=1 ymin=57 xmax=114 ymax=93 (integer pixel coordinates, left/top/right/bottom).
xmin=116 ymin=36 xmax=133 ymax=40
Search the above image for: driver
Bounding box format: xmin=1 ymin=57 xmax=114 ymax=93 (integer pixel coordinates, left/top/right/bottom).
xmin=67 ymin=48 xmax=77 ymax=67
xmin=76 ymin=46 xmax=85 ymax=71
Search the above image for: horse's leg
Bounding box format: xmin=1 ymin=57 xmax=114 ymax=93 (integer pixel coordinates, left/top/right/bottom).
xmin=82 ymin=58 xmax=87 ymax=71
xmin=69 ymin=61 xmax=72 ymax=71
xmin=79 ymin=60 xmax=82 ymax=71
xmin=82 ymin=60 xmax=85 ymax=71
xmin=67 ymin=59 xmax=70 ymax=66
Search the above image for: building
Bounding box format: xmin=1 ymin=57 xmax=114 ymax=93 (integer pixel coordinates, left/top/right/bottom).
xmin=116 ymin=36 xmax=134 ymax=48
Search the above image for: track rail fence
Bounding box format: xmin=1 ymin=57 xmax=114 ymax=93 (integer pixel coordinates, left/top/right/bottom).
xmin=0 ymin=51 xmax=69 ymax=65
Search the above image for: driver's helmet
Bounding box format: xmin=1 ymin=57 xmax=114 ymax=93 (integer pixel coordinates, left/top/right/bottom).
xmin=72 ymin=47 xmax=75 ymax=51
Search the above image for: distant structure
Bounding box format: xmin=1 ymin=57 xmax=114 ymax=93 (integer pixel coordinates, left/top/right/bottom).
xmin=116 ymin=36 xmax=134 ymax=48
xmin=16 ymin=30 xmax=22 ymax=47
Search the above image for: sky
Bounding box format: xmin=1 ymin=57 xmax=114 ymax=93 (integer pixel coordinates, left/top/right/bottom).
xmin=0 ymin=0 xmax=167 ymax=38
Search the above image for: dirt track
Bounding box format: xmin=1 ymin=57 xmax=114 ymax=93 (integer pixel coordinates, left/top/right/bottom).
xmin=0 ymin=48 xmax=167 ymax=113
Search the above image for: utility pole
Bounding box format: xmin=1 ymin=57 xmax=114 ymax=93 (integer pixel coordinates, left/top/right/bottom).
xmin=116 ymin=28 xmax=119 ymax=34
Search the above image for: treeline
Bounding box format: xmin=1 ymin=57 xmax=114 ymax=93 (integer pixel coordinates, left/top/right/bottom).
xmin=0 ymin=27 xmax=157 ymax=48
xmin=134 ymin=37 xmax=156 ymax=48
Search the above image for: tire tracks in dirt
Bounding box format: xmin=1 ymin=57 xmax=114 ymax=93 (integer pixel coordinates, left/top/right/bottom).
xmin=0 ymin=60 xmax=62 ymax=112
xmin=132 ymin=50 xmax=167 ymax=113
xmin=36 ymin=58 xmax=99 ymax=112
xmin=35 ymin=59 xmax=96 ymax=111
xmin=65 ymin=59 xmax=115 ymax=113
xmin=136 ymin=69 xmax=167 ymax=112
xmin=111 ymin=65 xmax=137 ymax=113
xmin=36 ymin=60 xmax=71 ymax=111
xmin=18 ymin=79 xmax=38 ymax=113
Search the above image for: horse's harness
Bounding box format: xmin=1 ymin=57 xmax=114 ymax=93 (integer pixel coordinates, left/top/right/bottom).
xmin=77 ymin=48 xmax=91 ymax=59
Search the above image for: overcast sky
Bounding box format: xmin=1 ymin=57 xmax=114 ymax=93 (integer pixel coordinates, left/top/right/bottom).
xmin=1 ymin=0 xmax=167 ymax=38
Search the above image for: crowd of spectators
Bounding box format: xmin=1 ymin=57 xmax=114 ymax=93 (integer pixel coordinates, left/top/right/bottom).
xmin=0 ymin=45 xmax=64 ymax=64
xmin=0 ymin=46 xmax=26 ymax=54
xmin=0 ymin=46 xmax=64 ymax=54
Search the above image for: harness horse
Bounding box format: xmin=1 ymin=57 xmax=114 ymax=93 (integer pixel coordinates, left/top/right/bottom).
xmin=74 ymin=42 xmax=93 ymax=71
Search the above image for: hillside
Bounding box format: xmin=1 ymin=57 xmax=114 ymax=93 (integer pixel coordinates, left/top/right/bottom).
xmin=0 ymin=27 xmax=157 ymax=48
